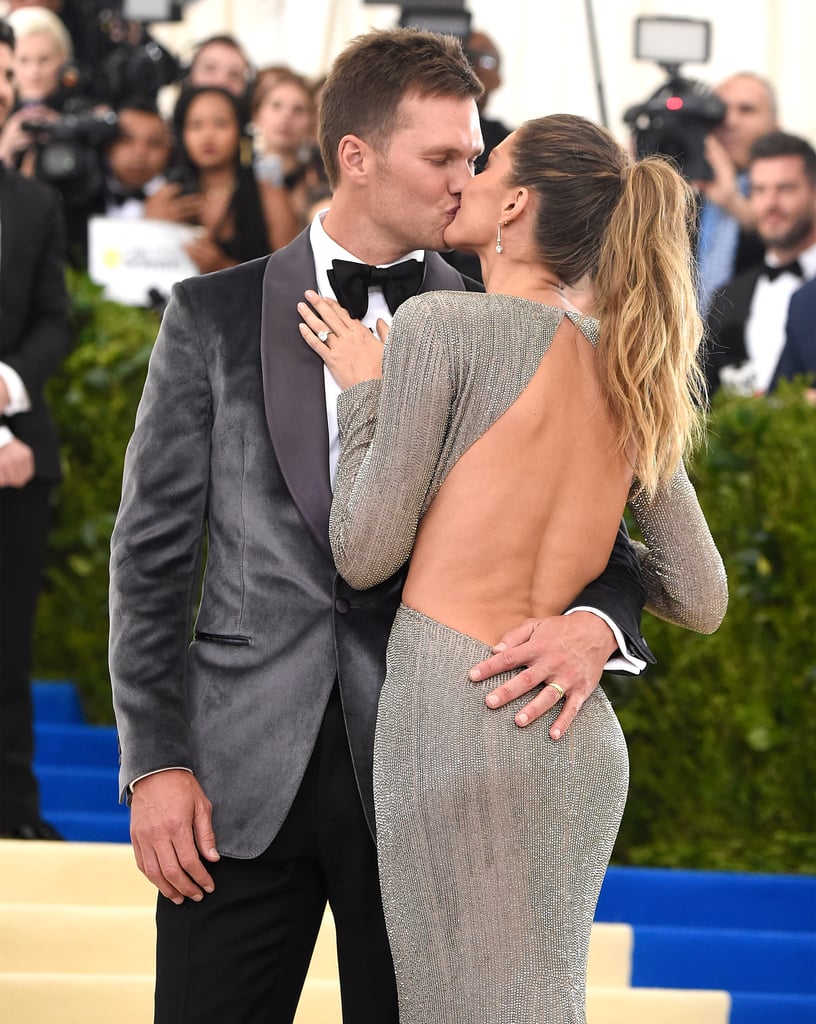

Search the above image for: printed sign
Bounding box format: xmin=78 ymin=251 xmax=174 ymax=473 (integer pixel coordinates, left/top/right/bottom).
xmin=88 ymin=216 xmax=202 ymax=306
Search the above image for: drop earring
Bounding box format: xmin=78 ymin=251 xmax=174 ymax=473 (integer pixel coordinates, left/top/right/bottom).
xmin=495 ymin=221 xmax=504 ymax=254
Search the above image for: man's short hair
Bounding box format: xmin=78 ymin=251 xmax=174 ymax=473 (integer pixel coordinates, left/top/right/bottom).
xmin=750 ymin=130 xmax=816 ymax=184
xmin=318 ymin=28 xmax=482 ymax=190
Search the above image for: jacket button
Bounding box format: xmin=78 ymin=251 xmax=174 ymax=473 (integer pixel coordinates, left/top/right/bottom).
xmin=335 ymin=597 xmax=350 ymax=614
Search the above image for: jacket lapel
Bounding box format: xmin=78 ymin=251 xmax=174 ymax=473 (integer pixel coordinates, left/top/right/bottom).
xmin=259 ymin=242 xmax=470 ymax=560
xmin=260 ymin=232 xmax=334 ymax=559
xmin=421 ymin=251 xmax=472 ymax=294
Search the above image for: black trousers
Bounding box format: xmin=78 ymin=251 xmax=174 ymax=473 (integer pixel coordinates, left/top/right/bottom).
xmin=154 ymin=685 xmax=399 ymax=1024
xmin=0 ymin=480 xmax=52 ymax=831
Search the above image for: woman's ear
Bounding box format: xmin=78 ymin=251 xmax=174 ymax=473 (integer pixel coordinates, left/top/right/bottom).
xmin=502 ymin=187 xmax=530 ymax=225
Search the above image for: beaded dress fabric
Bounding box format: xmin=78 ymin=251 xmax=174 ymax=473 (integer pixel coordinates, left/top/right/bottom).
xmin=330 ymin=292 xmax=727 ymax=1023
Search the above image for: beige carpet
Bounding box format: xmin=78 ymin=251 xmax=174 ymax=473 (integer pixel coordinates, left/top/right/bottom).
xmin=0 ymin=840 xmax=730 ymax=1023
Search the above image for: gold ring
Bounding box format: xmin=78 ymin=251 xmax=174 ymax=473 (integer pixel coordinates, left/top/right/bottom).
xmin=546 ymin=682 xmax=565 ymax=701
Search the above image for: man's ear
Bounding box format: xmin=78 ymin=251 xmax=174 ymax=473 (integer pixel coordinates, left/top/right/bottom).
xmin=336 ymin=134 xmax=370 ymax=183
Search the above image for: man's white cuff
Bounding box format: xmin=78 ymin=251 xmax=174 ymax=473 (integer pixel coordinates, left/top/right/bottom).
xmin=565 ymin=606 xmax=647 ymax=674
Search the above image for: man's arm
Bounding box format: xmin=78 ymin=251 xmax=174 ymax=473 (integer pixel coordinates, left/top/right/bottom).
xmin=470 ymin=522 xmax=652 ymax=740
xmin=109 ymin=281 xmax=218 ymax=900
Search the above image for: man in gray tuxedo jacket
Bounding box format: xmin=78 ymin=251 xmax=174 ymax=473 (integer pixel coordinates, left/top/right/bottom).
xmin=109 ymin=28 xmax=651 ymax=1024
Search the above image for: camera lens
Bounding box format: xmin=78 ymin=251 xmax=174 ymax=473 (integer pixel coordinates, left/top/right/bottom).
xmin=41 ymin=142 xmax=81 ymax=179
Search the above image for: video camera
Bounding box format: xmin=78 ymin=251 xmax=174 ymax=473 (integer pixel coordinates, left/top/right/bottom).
xmin=623 ymin=16 xmax=725 ymax=181
xmin=22 ymin=106 xmax=118 ymax=210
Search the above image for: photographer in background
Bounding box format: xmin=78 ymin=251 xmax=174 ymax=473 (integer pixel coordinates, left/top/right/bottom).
xmin=696 ymin=72 xmax=778 ymax=311
xmin=0 ymin=4 xmax=70 ymax=172
xmin=0 ymin=18 xmax=72 ymax=841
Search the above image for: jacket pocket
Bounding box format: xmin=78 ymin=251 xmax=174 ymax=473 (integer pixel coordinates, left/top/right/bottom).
xmin=193 ymin=631 xmax=251 ymax=645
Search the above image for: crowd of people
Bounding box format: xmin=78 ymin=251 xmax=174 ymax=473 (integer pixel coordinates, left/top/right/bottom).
xmin=0 ymin=7 xmax=330 ymax=273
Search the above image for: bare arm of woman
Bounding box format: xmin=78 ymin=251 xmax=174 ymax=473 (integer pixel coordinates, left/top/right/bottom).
xmin=260 ymin=181 xmax=301 ymax=251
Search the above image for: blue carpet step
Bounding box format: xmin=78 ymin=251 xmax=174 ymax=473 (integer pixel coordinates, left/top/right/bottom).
xmin=32 ymin=682 xmax=129 ymax=844
xmin=598 ymin=865 xmax=816 ymax=933
xmin=35 ymin=722 xmax=119 ymax=767
xmin=44 ymin=811 xmax=131 ymax=844
xmin=36 ymin=765 xmax=122 ymax=815
xmin=630 ymin=923 xmax=815 ymax=995
xmin=32 ymin=680 xmax=86 ymax=724
xmin=729 ymin=991 xmax=816 ymax=1024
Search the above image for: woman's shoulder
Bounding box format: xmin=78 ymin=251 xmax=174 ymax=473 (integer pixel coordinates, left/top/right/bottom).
xmin=397 ymin=290 xmax=566 ymax=328
xmin=397 ymin=288 xmax=573 ymax=339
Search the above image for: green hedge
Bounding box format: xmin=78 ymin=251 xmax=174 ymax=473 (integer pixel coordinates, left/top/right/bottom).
xmin=33 ymin=274 xmax=816 ymax=873
xmin=611 ymin=380 xmax=816 ymax=873
xmin=33 ymin=271 xmax=158 ymax=723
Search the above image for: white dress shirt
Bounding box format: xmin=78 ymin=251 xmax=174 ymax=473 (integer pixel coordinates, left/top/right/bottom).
xmin=744 ymin=241 xmax=816 ymax=393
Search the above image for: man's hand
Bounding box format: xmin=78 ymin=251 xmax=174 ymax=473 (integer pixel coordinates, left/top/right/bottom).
xmin=694 ymin=136 xmax=754 ymax=228
xmin=0 ymin=437 xmax=35 ymax=488
xmin=0 ymin=105 xmax=58 ymax=168
xmin=143 ymin=182 xmax=202 ymax=224
xmin=130 ymin=769 xmax=220 ymax=904
xmin=469 ymin=612 xmax=617 ymax=740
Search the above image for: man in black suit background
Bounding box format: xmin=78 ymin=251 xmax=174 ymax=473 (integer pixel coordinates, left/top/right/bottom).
xmin=705 ymin=131 xmax=816 ymax=398
xmin=770 ymin=276 xmax=816 ymax=396
xmin=0 ymin=18 xmax=71 ymax=840
xmin=109 ymin=28 xmax=652 ymax=1024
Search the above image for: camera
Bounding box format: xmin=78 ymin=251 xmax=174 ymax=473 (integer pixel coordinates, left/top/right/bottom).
xmin=92 ymin=33 xmax=183 ymax=109
xmin=623 ymin=16 xmax=725 ymax=181
xmin=68 ymin=0 xmax=185 ymax=108
xmin=22 ymin=107 xmax=118 ymax=210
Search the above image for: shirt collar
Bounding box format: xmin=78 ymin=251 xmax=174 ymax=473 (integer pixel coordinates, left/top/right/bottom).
xmin=308 ymin=209 xmax=424 ymax=300
xmin=765 ymin=240 xmax=816 ymax=280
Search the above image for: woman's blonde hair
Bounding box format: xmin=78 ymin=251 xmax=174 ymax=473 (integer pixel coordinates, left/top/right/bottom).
xmin=6 ymin=6 xmax=72 ymax=57
xmin=509 ymin=113 xmax=705 ymax=495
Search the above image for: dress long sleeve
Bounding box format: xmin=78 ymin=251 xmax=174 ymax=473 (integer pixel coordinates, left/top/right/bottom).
xmin=331 ymin=303 xmax=453 ymax=590
xmin=627 ymin=466 xmax=728 ymax=634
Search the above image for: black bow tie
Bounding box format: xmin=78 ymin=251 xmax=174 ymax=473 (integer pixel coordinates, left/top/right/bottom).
xmin=762 ymin=259 xmax=803 ymax=282
xmin=109 ymin=187 xmax=146 ymax=206
xmin=327 ymin=258 xmax=425 ymax=320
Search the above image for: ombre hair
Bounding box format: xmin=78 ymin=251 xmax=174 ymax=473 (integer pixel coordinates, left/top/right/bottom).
xmin=508 ymin=113 xmax=705 ymax=496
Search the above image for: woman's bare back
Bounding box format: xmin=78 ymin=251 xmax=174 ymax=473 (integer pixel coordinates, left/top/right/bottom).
xmin=403 ymin=312 xmax=632 ymax=645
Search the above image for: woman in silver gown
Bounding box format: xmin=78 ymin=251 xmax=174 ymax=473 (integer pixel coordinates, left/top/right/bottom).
xmin=300 ymin=114 xmax=728 ymax=1024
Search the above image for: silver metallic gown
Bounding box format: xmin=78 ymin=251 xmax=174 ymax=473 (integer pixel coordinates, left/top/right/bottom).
xmin=329 ymin=292 xmax=728 ymax=1024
